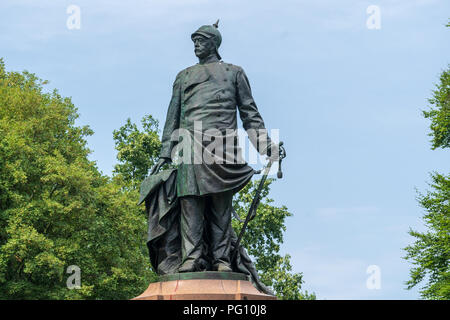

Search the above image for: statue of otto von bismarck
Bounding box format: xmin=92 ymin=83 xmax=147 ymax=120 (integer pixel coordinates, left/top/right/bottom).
xmin=140 ymin=20 xmax=284 ymax=295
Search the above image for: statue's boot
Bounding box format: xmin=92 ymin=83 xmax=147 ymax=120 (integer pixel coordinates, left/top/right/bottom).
xmin=178 ymin=260 xmax=197 ymax=273
xmin=213 ymin=262 xmax=232 ymax=272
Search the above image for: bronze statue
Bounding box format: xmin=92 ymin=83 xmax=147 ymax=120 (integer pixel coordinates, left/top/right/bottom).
xmin=140 ymin=20 xmax=284 ymax=295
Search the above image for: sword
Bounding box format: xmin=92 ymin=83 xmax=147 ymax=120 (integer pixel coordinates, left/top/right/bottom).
xmin=231 ymin=142 xmax=286 ymax=263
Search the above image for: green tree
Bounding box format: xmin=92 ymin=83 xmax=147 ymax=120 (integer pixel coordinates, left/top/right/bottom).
xmin=404 ymin=39 xmax=450 ymax=299
xmin=404 ymin=173 xmax=450 ymax=299
xmin=422 ymin=68 xmax=450 ymax=149
xmin=0 ymin=59 xmax=154 ymax=299
xmin=112 ymin=116 xmax=161 ymax=188
xmin=113 ymin=116 xmax=315 ymax=300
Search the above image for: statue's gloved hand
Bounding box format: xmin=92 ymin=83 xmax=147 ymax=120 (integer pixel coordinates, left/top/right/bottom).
xmin=150 ymin=158 xmax=170 ymax=175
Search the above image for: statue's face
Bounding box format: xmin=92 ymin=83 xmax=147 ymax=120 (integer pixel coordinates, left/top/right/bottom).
xmin=192 ymin=34 xmax=215 ymax=59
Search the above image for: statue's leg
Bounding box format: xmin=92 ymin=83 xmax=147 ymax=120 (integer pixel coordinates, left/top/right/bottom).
xmin=206 ymin=190 xmax=233 ymax=272
xmin=178 ymin=195 xmax=205 ymax=272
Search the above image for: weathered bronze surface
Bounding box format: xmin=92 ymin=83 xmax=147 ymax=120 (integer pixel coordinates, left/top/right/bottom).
xmin=158 ymin=271 xmax=249 ymax=282
xmin=141 ymin=21 xmax=283 ymax=296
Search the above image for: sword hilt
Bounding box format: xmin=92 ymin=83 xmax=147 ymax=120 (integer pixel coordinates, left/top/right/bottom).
xmin=277 ymin=162 xmax=283 ymax=179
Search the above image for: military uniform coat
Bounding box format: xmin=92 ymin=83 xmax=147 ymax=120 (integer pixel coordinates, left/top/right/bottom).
xmin=160 ymin=61 xmax=270 ymax=197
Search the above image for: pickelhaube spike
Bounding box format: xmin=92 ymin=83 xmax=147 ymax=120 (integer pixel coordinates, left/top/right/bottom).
xmin=213 ymin=19 xmax=219 ymax=28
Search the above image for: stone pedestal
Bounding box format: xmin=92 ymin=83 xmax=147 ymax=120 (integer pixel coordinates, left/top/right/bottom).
xmin=133 ymin=271 xmax=277 ymax=300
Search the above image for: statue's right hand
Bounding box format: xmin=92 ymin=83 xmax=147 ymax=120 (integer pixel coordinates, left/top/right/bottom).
xmin=150 ymin=158 xmax=169 ymax=175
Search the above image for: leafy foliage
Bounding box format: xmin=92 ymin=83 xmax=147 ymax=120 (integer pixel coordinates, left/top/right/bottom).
xmin=422 ymin=67 xmax=450 ymax=149
xmin=404 ymin=40 xmax=450 ymax=300
xmin=112 ymin=116 xmax=161 ymax=188
xmin=0 ymin=59 xmax=154 ymax=299
xmin=404 ymin=173 xmax=450 ymax=300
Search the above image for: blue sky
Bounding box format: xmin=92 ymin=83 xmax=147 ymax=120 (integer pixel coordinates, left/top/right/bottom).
xmin=1 ymin=0 xmax=449 ymax=299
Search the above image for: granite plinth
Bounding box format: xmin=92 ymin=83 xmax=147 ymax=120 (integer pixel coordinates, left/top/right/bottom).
xmin=133 ymin=271 xmax=277 ymax=300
